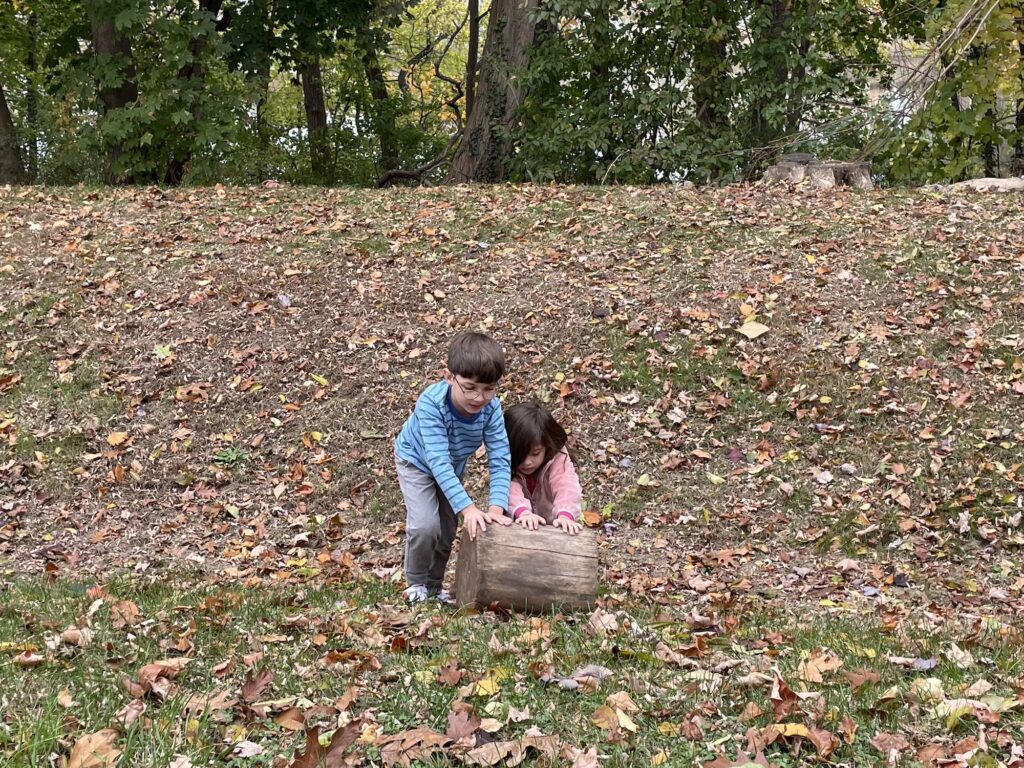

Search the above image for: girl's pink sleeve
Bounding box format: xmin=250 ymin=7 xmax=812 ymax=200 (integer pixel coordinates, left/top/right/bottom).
xmin=549 ymin=450 xmax=583 ymax=520
xmin=508 ymin=477 xmax=532 ymax=520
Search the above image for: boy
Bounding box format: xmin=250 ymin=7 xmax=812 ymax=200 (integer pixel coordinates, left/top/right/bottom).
xmin=394 ymin=331 xmax=512 ymax=603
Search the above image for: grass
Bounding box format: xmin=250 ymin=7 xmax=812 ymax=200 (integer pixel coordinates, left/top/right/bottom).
xmin=1 ymin=575 xmax=1021 ymax=767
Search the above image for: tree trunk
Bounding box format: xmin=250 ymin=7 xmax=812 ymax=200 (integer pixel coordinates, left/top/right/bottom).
xmin=454 ymin=524 xmax=597 ymax=612
xmin=300 ymin=56 xmax=332 ymax=184
xmin=693 ymin=37 xmax=729 ymax=133
xmin=465 ymin=0 xmax=479 ymax=120
xmin=1014 ymin=31 xmax=1024 ymax=175
xmin=87 ymin=0 xmax=140 ymax=183
xmin=0 ymin=80 xmax=26 ymax=184
xmin=446 ymin=0 xmax=540 ymax=183
xmin=164 ymin=0 xmax=225 ymax=185
xmin=26 ymin=12 xmax=39 ymax=181
xmin=358 ymin=27 xmax=400 ymax=174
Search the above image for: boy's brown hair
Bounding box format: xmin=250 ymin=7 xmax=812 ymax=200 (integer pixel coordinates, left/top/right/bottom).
xmin=447 ymin=331 xmax=505 ymax=384
xmin=504 ymin=401 xmax=568 ymax=472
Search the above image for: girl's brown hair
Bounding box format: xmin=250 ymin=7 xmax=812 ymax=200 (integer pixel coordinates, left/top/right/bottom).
xmin=504 ymin=401 xmax=568 ymax=472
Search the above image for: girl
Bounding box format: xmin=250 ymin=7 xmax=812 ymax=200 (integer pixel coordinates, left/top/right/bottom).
xmin=504 ymin=402 xmax=584 ymax=535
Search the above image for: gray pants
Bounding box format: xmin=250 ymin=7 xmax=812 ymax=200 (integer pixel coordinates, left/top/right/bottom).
xmin=396 ymin=456 xmax=460 ymax=592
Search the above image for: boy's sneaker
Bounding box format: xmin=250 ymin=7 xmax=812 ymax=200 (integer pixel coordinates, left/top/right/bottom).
xmin=432 ymin=589 xmax=456 ymax=605
xmin=403 ymin=585 xmax=429 ymax=603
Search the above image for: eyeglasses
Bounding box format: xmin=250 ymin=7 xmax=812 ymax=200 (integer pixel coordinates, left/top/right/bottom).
xmin=452 ymin=376 xmax=499 ymax=402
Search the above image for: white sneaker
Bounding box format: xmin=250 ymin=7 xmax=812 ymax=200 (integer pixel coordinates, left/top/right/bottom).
xmin=404 ymin=584 xmax=429 ymax=603
xmin=433 ymin=589 xmax=455 ymax=605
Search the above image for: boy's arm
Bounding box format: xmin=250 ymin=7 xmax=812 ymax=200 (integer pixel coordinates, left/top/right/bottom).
xmin=416 ymin=399 xmax=473 ymax=513
xmin=549 ymin=451 xmax=583 ymax=520
xmin=483 ymin=403 xmax=512 ymax=511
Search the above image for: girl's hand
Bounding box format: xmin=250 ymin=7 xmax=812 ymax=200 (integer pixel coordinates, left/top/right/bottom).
xmin=553 ymin=515 xmax=582 ymax=535
xmin=516 ymin=512 xmax=546 ymax=531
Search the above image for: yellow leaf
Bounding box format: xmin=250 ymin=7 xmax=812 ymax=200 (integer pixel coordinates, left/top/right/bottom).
xmin=107 ymin=432 xmax=130 ymax=446
xmin=474 ymin=677 xmax=501 ymax=696
xmin=706 ymin=472 xmax=726 ymax=485
xmin=651 ymin=750 xmax=669 ymax=765
xmin=616 ymin=708 xmax=638 ymax=732
xmin=657 ymin=722 xmax=679 ymax=736
xmin=311 ymin=374 xmax=329 ymax=387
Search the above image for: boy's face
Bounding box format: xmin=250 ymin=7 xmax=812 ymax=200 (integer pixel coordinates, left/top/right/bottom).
xmin=444 ymin=369 xmax=499 ymax=417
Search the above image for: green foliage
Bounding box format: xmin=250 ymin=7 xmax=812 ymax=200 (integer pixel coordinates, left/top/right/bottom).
xmin=885 ymin=0 xmax=1024 ymax=184
xmin=515 ymin=0 xmax=890 ymax=184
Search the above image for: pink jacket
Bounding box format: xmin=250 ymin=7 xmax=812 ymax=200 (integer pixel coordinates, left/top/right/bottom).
xmin=508 ymin=448 xmax=582 ymax=524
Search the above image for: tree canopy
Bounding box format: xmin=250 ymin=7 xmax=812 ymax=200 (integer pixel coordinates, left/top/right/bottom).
xmin=0 ymin=0 xmax=1021 ymax=186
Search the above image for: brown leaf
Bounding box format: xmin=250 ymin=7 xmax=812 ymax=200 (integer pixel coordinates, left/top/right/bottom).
xmin=571 ymin=746 xmax=599 ymax=768
xmin=135 ymin=657 xmax=190 ymax=698
xmin=241 ymin=667 xmax=273 ymax=703
xmin=796 ymin=648 xmax=844 ymax=683
xmin=115 ymin=699 xmax=146 ymax=728
xmin=437 ymin=660 xmax=467 ymax=686
xmin=376 ymin=726 xmax=451 ymax=767
xmin=769 ymin=670 xmax=798 ymax=719
xmin=869 ymin=731 xmax=911 ymax=754
xmin=463 ymin=735 xmax=561 ymax=767
xmin=287 ymin=719 xmax=364 ymax=768
xmin=843 ymin=667 xmax=880 ymax=692
xmin=590 ymin=705 xmax=620 ymax=730
xmin=703 ymin=750 xmax=776 ymax=768
xmin=274 ymin=708 xmax=305 ymax=732
xmin=445 ymin=706 xmax=480 ymax=742
xmin=111 ymin=601 xmax=141 ymax=629
xmin=68 ymin=728 xmax=121 ymax=768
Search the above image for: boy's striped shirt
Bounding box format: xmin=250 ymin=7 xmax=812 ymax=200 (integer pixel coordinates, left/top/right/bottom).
xmin=395 ymin=381 xmax=511 ymax=513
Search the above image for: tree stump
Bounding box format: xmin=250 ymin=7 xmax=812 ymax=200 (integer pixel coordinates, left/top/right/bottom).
xmin=454 ymin=524 xmax=598 ymax=613
xmin=762 ymin=153 xmax=873 ymax=189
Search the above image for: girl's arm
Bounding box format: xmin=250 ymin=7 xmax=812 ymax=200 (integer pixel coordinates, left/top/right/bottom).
xmin=548 ymin=450 xmax=583 ymax=521
xmin=508 ymin=477 xmax=532 ymax=520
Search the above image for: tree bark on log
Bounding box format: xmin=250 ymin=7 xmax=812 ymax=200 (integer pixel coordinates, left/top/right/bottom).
xmin=455 ymin=524 xmax=598 ymax=613
xmin=446 ymin=0 xmax=539 ymax=183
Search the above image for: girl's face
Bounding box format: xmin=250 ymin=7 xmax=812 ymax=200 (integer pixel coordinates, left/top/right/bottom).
xmin=518 ymin=442 xmax=546 ymax=475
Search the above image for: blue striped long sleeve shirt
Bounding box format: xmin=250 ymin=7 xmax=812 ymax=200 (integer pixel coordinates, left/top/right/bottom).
xmin=395 ymin=381 xmax=511 ymax=513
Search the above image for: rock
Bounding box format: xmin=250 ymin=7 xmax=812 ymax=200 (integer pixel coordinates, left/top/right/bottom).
xmin=947 ymin=177 xmax=1024 ymax=192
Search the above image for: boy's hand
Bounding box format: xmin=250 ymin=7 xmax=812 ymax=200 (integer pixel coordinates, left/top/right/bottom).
xmin=486 ymin=505 xmax=512 ymax=526
xmin=516 ymin=512 xmax=546 ymax=531
xmin=553 ymin=515 xmax=582 ymax=535
xmin=462 ymin=505 xmax=487 ymax=540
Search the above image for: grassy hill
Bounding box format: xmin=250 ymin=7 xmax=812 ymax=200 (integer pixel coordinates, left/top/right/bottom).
xmin=1 ymin=183 xmax=1022 ymax=767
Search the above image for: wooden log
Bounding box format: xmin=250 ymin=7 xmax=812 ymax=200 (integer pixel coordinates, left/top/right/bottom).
xmin=454 ymin=524 xmax=598 ymax=613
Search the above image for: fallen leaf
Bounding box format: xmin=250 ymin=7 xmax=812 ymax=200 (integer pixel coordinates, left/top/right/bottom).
xmin=463 ymin=735 xmax=560 ymax=767
xmin=736 ymin=322 xmax=769 ymax=340
xmin=106 ymin=431 xmax=130 ymax=446
xmin=796 ymin=648 xmax=844 ymax=683
xmin=67 ymin=728 xmax=121 ymax=768
xmin=869 ymin=731 xmax=910 ymax=754
xmin=241 ymin=667 xmax=273 ymax=702
xmin=590 ymin=705 xmax=620 ymax=730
